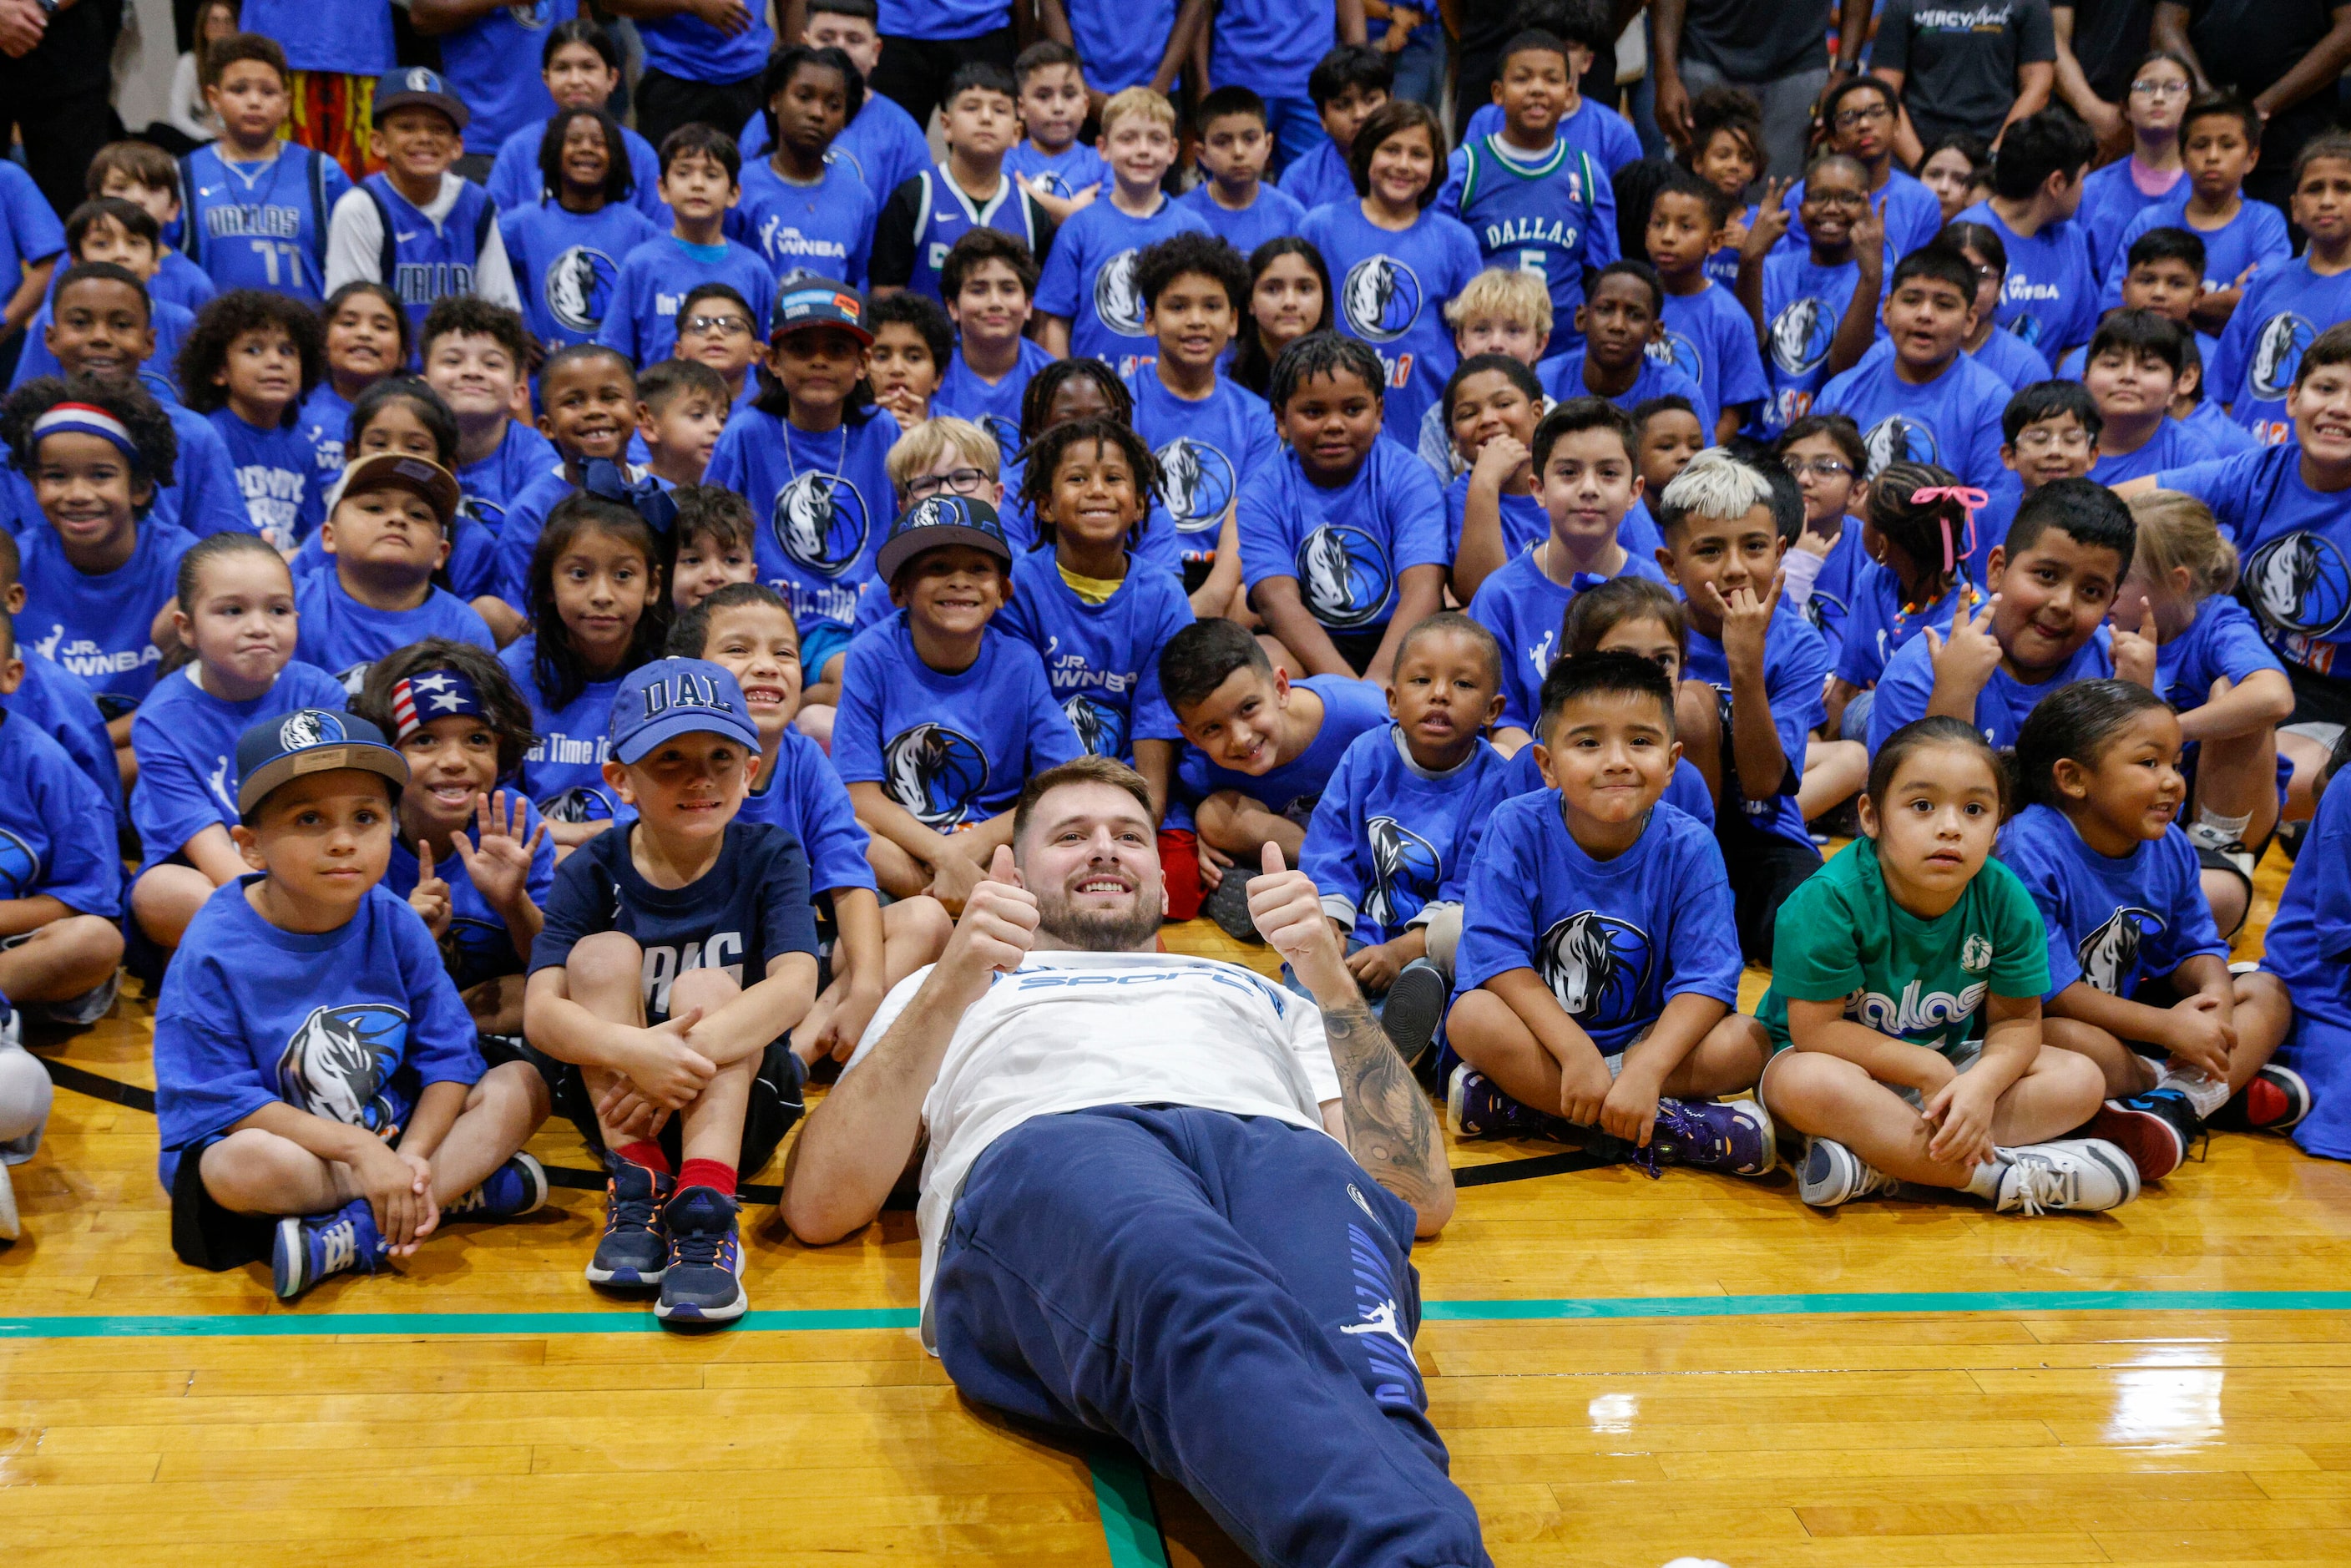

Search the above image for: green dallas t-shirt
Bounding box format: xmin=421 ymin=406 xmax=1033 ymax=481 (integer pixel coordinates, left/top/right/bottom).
xmin=1758 ymin=837 xmax=2050 ymax=1057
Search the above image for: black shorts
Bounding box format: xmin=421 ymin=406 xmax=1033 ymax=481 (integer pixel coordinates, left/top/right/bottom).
xmin=486 ymin=1034 xmax=807 ymax=1181
xmin=1721 ymin=822 xmax=1823 ymax=968
xmin=2286 ymin=660 xmax=2351 ymax=733
xmin=1326 ymin=626 xmax=1388 ymax=675
xmin=169 ymin=1136 xmax=275 ymax=1272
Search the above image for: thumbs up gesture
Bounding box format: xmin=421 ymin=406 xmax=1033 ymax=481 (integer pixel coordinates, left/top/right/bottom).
xmin=936 ymin=843 xmax=1041 ymax=1009
xmin=1247 ymin=842 xmax=1347 ymax=992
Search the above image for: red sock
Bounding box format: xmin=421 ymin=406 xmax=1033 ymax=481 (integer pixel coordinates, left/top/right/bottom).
xmin=614 ymin=1140 xmax=671 ymax=1176
xmin=676 ymin=1158 xmax=736 ymax=1198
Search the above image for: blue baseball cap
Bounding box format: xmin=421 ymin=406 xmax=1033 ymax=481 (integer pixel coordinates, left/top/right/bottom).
xmin=372 ymin=67 xmax=470 ymax=132
xmin=609 ymin=658 xmax=762 ymax=765
xmin=769 ymin=278 xmax=872 ymax=345
xmin=235 ymin=710 xmax=408 ymax=817
xmin=875 ymin=493 xmax=1013 ymax=584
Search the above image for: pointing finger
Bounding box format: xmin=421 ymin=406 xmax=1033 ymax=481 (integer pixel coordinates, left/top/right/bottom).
xmin=417 ymin=840 xmax=433 ymax=882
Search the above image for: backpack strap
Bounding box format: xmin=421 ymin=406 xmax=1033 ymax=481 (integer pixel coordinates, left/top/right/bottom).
xmin=177 ymin=154 xmax=204 ymax=264
xmin=362 ymin=179 xmax=397 ymax=286
xmin=308 ymin=148 xmax=330 ymax=271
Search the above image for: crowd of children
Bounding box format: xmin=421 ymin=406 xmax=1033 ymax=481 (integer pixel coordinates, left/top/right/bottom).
xmin=0 ymin=0 xmax=2348 ymax=1331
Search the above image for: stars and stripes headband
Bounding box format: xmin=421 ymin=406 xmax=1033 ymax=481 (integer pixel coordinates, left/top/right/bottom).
xmin=388 ymin=670 xmax=484 ymax=741
xmin=32 ymin=403 xmax=139 ymax=463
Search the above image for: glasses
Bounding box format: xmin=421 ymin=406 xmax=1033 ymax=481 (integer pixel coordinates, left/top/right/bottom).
xmin=1834 ymin=103 xmax=1893 ymax=128
xmin=904 ymin=468 xmax=991 ymax=500
xmin=1782 ymin=456 xmax=1853 ymax=480
xmin=2015 ymin=427 xmax=2093 ymax=453
xmin=2130 ymin=78 xmax=2191 ymax=99
xmin=680 ymin=313 xmax=751 ymax=336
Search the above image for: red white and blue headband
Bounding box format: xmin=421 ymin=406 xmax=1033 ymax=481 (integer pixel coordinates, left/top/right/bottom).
xmin=388 ymin=670 xmax=485 ymax=742
xmin=32 ymin=403 xmax=139 ymax=463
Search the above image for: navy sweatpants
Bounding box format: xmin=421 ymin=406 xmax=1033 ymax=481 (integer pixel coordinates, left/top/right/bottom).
xmin=929 ymin=1105 xmax=1490 ymax=1568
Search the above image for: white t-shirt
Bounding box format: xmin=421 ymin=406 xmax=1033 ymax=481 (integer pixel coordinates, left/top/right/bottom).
xmin=846 ymin=949 xmax=1346 ymax=1307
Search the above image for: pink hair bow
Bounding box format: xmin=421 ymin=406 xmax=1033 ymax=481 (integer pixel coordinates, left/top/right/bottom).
xmin=1910 ymin=484 xmax=1990 ymax=574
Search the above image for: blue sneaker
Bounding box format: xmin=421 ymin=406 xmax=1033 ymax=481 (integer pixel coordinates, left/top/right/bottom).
xmin=656 ymin=1186 xmax=746 ymax=1324
xmin=585 ymin=1160 xmax=671 ymax=1287
xmin=273 ymin=1197 xmax=388 ymax=1299
xmin=1646 ymin=1097 xmax=1777 ymax=1178
xmin=1446 ymin=1065 xmax=1577 ymax=1141
xmin=445 ymin=1153 xmax=549 ymax=1220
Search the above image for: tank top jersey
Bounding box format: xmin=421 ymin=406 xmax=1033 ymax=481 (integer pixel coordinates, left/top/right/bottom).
xmin=360 ymin=173 xmax=498 ymax=335
xmin=178 ymin=142 xmax=345 ymax=305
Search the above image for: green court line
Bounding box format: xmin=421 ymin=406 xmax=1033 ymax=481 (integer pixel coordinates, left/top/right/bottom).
xmin=1088 ymin=1448 xmax=1173 ymax=1568
xmin=9 ymin=1289 xmax=2351 ymax=1342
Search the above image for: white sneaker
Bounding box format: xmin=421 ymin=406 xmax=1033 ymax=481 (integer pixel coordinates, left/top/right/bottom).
xmin=1994 ymin=1140 xmax=2140 ymax=1214
xmin=0 ymin=1160 xmax=18 ymax=1242
xmin=1797 ymin=1136 xmax=1899 ymax=1206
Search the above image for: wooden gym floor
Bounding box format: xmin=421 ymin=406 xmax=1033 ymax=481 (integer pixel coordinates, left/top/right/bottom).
xmin=6 ymin=844 xmax=2351 ymax=1566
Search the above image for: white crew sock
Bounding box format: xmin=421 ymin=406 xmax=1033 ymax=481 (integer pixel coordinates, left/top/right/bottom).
xmin=2192 ymin=807 xmax=2252 ymax=843
xmin=1965 ymin=1156 xmax=2008 ymax=1200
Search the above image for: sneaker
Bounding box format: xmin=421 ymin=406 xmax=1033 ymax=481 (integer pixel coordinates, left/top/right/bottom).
xmin=2187 ymin=821 xmax=2257 ymax=883
xmin=2216 ymin=1063 xmax=2313 ymax=1133
xmin=656 ymin=1186 xmax=746 ymax=1324
xmin=1200 ymin=870 xmax=1262 ymax=944
xmin=1649 ymin=1097 xmax=1777 ymax=1177
xmin=1797 ymin=1136 xmax=1900 ymax=1207
xmin=2087 ymin=1088 xmax=2199 ymax=1183
xmin=1994 ymin=1140 xmax=2140 ymax=1214
xmin=584 ymin=1160 xmax=673 ymax=1287
xmin=444 ymin=1152 xmax=549 ymax=1219
xmin=1446 ymin=1065 xmax=1575 ymax=1141
xmin=272 ymin=1196 xmax=388 ymax=1300
xmin=1382 ymin=959 xmax=1447 ymax=1068
xmin=0 ymin=1160 xmax=17 ymax=1243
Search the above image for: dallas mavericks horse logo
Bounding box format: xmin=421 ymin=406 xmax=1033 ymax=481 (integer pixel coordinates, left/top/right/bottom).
xmin=2249 ymin=312 xmax=2316 ymax=402
xmin=1094 ymin=249 xmax=1147 ymax=336
xmin=1063 ymin=693 xmax=1127 ymax=759
xmin=505 ymin=0 xmax=551 ymax=25
xmin=1770 ymin=296 xmax=1832 ymax=377
xmin=277 ymin=1003 xmax=408 ymax=1133
xmin=883 ymin=722 xmax=988 ymax=827
xmin=1341 ymin=255 xmax=1423 ymax=344
xmin=1535 ymin=911 xmax=1653 ymax=1020
xmin=2076 ymin=907 xmax=2163 ymax=994
xmin=978 ymin=413 xmax=1022 ymax=463
xmin=1155 ymin=437 xmax=1235 ymax=534
xmin=1805 ymin=584 xmax=1848 ymax=639
xmin=0 ymin=827 xmax=37 ymax=900
xmin=1863 ymin=414 xmax=1938 ymax=476
xmin=544 ymin=245 xmax=619 ymax=334
xmin=280 ymin=711 xmax=344 ymax=750
xmin=772 ymin=471 xmax=872 ymax=578
xmin=2246 ymin=532 xmax=2351 ymax=638
xmin=444 ymin=917 xmax=513 ymax=989
xmin=403 ymin=68 xmax=437 ymax=94
xmin=1645 ymin=327 xmax=1703 ymax=383
xmin=1363 ymin=816 xmax=1440 ymax=929
xmin=459 ymin=493 xmax=505 ymax=531
xmin=540 ymin=786 xmax=614 ymax=824
xmin=1297 ymin=524 xmax=1393 ymax=628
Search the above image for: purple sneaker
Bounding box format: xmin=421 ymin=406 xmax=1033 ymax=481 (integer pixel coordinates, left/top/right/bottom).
xmin=1446 ymin=1065 xmax=1578 ymax=1141
xmin=1646 ymin=1097 xmax=1777 ymax=1177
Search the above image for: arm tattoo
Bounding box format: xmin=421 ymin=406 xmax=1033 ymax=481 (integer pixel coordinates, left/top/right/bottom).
xmin=1321 ymin=996 xmax=1451 ymax=1213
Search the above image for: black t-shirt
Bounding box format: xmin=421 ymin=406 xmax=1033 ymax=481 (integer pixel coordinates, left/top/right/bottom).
xmin=2053 ymin=0 xmax=2153 ymax=103
xmin=2188 ymin=0 xmax=2346 ymax=176
xmin=0 ymin=0 xmax=123 ymax=96
xmin=1876 ymin=0 xmax=2059 ymax=144
xmin=529 ymin=820 xmax=817 ymax=1024
xmin=1676 ymin=0 xmax=1832 ymax=83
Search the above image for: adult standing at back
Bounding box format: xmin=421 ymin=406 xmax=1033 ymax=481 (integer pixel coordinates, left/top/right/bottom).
xmin=853 ymin=0 xmax=1020 ymax=132
xmin=602 ymin=0 xmax=774 ymax=150
xmin=1653 ymin=0 xmax=1873 ymax=185
xmin=237 ymin=0 xmax=397 ymax=180
xmin=0 ymin=0 xmax=123 ymax=223
xmin=1873 ymin=0 xmax=2057 ymax=167
xmin=2153 ymin=0 xmax=2351 ymax=214
xmin=1175 ymin=0 xmax=1369 ymax=178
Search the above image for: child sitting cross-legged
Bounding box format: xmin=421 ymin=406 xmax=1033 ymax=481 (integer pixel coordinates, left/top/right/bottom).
xmin=522 ymin=660 xmax=821 ymax=1325
xmin=1443 ymin=650 xmax=1775 ymax=1177
xmin=2004 ymin=680 xmax=2299 ymax=1189
xmin=1760 ymin=716 xmax=2139 ymax=1214
xmin=155 ymin=709 xmax=553 ymax=1298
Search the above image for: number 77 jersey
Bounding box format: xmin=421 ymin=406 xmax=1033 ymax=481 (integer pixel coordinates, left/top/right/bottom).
xmin=179 ymin=142 xmax=354 ymax=306
xmin=1437 ymin=134 xmax=1618 ymax=355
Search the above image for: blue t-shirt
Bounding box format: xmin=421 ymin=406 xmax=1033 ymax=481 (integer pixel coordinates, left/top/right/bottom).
xmin=2184 ymin=397 xmax=2261 ymax=457
xmin=1277 ymin=141 xmax=1353 ymax=216
xmin=151 ymin=250 xmax=219 ymax=314
xmin=154 ymin=878 xmax=479 ymax=1188
xmin=1813 ymin=345 xmax=2010 ymax=492
xmin=993 ymin=550 xmax=1194 ymax=764
xmin=2086 ymin=417 xmax=2218 ymax=486
xmin=1063 ymin=0 xmax=1176 ymax=90
xmin=876 ymin=0 xmax=1009 ymax=38
xmin=1467 ymin=542 xmax=1669 ymax=734
xmin=2101 ymin=195 xmax=2293 ymax=313
xmin=3 ymin=653 xmax=121 ymax=827
xmin=488 ymin=119 xmax=670 ymax=227
xmin=1122 ymin=365 xmax=1280 ymax=563
xmin=440 ymin=0 xmax=574 ymax=154
xmin=1436 ymin=135 xmax=1616 ymax=358
xmin=292 ymin=503 xmax=502 ymax=606
xmin=736 ymin=727 xmax=874 ymax=895
xmin=1176 ymin=180 xmax=1307 ymax=257
xmin=208 ymin=407 xmax=326 ymax=549
xmin=2153 ymin=594 xmax=2284 ymax=714
xmin=1759 ymin=249 xmax=1884 ymax=434
xmin=597 ymin=233 xmax=776 ymax=367
xmin=1034 ymin=195 xmax=1211 ymax=373
xmin=8 ymin=296 xmax=193 ymax=395
xmin=1802 ymin=522 xmax=1869 ymax=671
xmin=2211 ymin=256 xmax=2351 ymax=447
xmin=1869 ymin=622 xmax=2113 ymax=752
xmin=1684 ymin=604 xmax=1831 ymax=851
xmin=178 ymin=141 xmax=353 ymax=304
xmin=161 ymin=401 xmax=260 ymax=540
xmin=382 ymin=799 xmax=558 ymax=993
xmin=2156 ymin=444 xmax=2351 ymax=676
xmin=296 ymin=382 xmax=352 ymax=475
xmin=488 ymin=462 xmax=598 ymax=608
xmin=1301 ymin=725 xmax=1516 ymax=946
xmin=1535 ymin=348 xmax=1706 ymax=420
xmin=1452 ymin=795 xmax=1742 ymax=1051
xmin=635 ymin=1 xmax=770 ymax=83
xmin=1005 ymin=140 xmax=1110 ymax=204
xmin=1776 ymin=169 xmax=1944 ymax=260
xmin=293 ymin=573 xmax=496 ymax=690
xmin=1966 ymin=325 xmax=2056 ymax=392
xmin=454 ymin=418 xmax=559 ymax=537
xmin=529 ymin=820 xmax=818 ymax=1023
xmin=827 ymin=94 xmax=937 ymax=214
xmin=730 ymin=155 xmax=877 ymax=289
xmin=501 ymin=200 xmax=662 ymax=352
xmin=1210 ymin=0 xmax=1337 ymax=100
xmin=1655 ymin=280 xmax=1768 ymax=434
xmin=2000 ymin=802 xmax=2227 ymax=1001
xmin=1442 ymin=477 xmax=1550 ymax=567
xmin=1833 ymin=557 xmax=1969 ymax=690
xmin=2076 ymin=158 xmax=2187 ymax=283
xmin=1954 ymin=200 xmax=2098 ymax=357
xmin=0 ymin=709 xmax=121 ymax=921
xmin=1299 ymin=199 xmax=1484 ymax=445
xmin=1236 ymin=439 xmax=1449 ymax=639
xmin=238 ymin=0 xmax=392 ymax=72
xmin=498 ymin=635 xmax=628 ymax=827
xmin=702 ymin=405 xmax=901 ymax=638
xmin=834 ymin=618 xmax=1080 ymax=830
xmin=18 ymin=519 xmax=196 ymax=716
xmin=1174 ymin=670 xmax=1392 ymax=821
xmin=1493 ymin=742 xmax=1716 ymax=832
xmin=0 ymin=161 xmax=63 ymax=305
xmin=933 ymin=336 xmax=1055 ymax=463
xmin=2263 ymin=761 xmax=2351 ymax=1034
xmin=129 ymin=662 xmax=349 ymax=863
